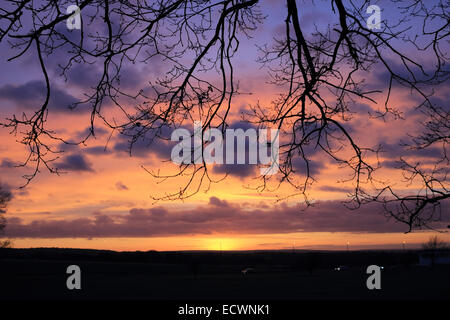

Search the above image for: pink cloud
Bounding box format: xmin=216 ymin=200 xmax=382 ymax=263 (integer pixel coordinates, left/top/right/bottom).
xmin=4 ymin=197 xmax=448 ymax=238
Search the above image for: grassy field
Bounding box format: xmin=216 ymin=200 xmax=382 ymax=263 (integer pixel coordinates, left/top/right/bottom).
xmin=0 ymin=248 xmax=448 ymax=300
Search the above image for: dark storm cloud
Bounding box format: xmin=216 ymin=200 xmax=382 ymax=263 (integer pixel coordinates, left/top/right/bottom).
xmin=0 ymin=80 xmax=85 ymax=113
xmin=55 ymin=154 xmax=94 ymax=172
xmin=5 ymin=197 xmax=448 ymax=238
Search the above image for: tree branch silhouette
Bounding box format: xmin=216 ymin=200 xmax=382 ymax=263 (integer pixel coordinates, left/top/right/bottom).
xmin=0 ymin=0 xmax=448 ymax=231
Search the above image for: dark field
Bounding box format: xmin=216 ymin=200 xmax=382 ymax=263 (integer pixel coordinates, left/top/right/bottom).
xmin=0 ymin=248 xmax=449 ymax=300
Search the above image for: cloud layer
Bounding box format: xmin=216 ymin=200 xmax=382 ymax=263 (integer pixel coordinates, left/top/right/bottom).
xmin=4 ymin=197 xmax=449 ymax=238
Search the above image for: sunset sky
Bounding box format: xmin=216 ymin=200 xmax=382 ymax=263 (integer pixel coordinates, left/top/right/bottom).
xmin=0 ymin=0 xmax=448 ymax=251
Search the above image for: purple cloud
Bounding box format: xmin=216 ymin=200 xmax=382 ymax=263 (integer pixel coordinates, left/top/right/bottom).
xmin=0 ymin=80 xmax=85 ymax=113
xmin=4 ymin=197 xmax=448 ymax=238
xmin=0 ymin=158 xmax=16 ymax=168
xmin=55 ymin=154 xmax=94 ymax=172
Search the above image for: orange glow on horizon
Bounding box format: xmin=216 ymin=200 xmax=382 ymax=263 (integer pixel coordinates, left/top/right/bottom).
xmin=7 ymin=232 xmax=449 ymax=252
